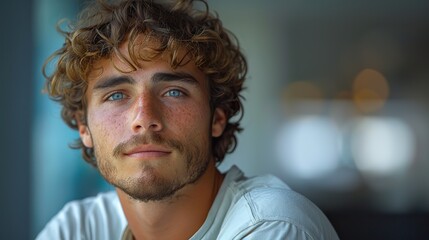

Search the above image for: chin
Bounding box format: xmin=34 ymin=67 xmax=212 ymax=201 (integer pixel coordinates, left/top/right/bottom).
xmin=116 ymin=175 xmax=186 ymax=202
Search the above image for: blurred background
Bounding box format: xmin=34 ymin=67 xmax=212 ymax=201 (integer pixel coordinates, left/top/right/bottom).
xmin=1 ymin=0 xmax=428 ymax=239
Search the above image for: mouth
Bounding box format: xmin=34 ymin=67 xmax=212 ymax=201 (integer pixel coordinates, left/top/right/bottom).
xmin=123 ymin=144 xmax=172 ymax=159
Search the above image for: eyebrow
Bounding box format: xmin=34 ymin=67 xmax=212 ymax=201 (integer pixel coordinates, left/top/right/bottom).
xmin=93 ymin=72 xmax=199 ymax=90
xmin=93 ymin=76 xmax=135 ymax=90
xmin=152 ymin=72 xmax=199 ymax=85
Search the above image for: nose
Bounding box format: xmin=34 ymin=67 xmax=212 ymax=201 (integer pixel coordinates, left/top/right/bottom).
xmin=131 ymin=94 xmax=163 ymax=133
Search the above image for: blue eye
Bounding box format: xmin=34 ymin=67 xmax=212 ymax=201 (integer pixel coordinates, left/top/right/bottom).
xmin=107 ymin=92 xmax=125 ymax=101
xmin=165 ymin=89 xmax=183 ymax=97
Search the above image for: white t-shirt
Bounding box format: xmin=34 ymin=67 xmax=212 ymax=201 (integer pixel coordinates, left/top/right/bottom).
xmin=36 ymin=166 xmax=339 ymax=240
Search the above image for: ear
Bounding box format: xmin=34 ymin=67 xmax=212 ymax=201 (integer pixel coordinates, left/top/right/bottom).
xmin=212 ymin=108 xmax=227 ymax=137
xmin=76 ymin=112 xmax=93 ymax=148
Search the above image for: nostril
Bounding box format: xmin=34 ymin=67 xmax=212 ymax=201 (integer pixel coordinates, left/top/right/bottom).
xmin=148 ymin=122 xmax=160 ymax=130
xmin=132 ymin=120 xmax=162 ymax=132
xmin=133 ymin=124 xmax=143 ymax=131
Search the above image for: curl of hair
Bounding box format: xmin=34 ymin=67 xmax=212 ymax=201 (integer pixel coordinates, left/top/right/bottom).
xmin=43 ymin=0 xmax=247 ymax=167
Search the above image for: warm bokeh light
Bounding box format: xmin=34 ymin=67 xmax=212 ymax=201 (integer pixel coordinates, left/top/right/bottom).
xmin=276 ymin=116 xmax=342 ymax=179
xmin=281 ymin=81 xmax=326 ymax=115
xmin=282 ymin=81 xmax=324 ymax=100
xmin=352 ymin=68 xmax=390 ymax=113
xmin=350 ymin=117 xmax=415 ymax=176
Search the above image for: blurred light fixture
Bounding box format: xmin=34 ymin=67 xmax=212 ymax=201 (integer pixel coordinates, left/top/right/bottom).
xmin=276 ymin=116 xmax=342 ymax=179
xmin=353 ymin=68 xmax=390 ymax=113
xmin=350 ymin=117 xmax=415 ymax=176
xmin=281 ymin=81 xmax=326 ymax=115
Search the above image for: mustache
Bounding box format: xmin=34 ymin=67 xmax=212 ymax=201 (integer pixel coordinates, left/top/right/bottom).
xmin=113 ymin=133 xmax=184 ymax=158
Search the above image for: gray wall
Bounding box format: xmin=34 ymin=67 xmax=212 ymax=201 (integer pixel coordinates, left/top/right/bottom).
xmin=0 ymin=0 xmax=33 ymax=239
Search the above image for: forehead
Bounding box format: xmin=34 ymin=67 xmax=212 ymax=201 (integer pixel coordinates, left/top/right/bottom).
xmin=87 ymin=35 xmax=206 ymax=84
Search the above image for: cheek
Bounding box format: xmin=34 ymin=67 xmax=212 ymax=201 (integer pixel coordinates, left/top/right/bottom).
xmin=88 ymin=109 xmax=127 ymax=146
xmin=166 ymin=103 xmax=211 ymax=136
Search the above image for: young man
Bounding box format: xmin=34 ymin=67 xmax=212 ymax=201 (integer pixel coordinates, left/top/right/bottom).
xmin=37 ymin=0 xmax=339 ymax=239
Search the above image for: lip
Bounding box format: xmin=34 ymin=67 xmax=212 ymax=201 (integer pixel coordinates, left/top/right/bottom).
xmin=124 ymin=145 xmax=172 ymax=159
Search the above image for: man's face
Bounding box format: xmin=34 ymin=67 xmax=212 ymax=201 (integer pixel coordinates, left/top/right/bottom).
xmin=78 ymin=44 xmax=226 ymax=202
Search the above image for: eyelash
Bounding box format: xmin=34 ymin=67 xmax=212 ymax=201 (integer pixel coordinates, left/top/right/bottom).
xmin=104 ymin=88 xmax=186 ymax=102
xmin=106 ymin=91 xmax=127 ymax=101
xmin=164 ymin=89 xmax=185 ymax=97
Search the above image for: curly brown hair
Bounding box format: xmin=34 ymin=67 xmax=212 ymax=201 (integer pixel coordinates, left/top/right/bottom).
xmin=43 ymin=0 xmax=247 ymax=167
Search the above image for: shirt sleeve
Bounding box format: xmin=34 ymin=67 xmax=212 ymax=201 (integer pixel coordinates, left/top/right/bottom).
xmin=233 ymin=220 xmax=336 ymax=240
xmin=35 ymin=192 xmax=126 ymax=240
xmin=35 ymin=202 xmax=86 ymax=240
xmin=218 ymin=187 xmax=340 ymax=240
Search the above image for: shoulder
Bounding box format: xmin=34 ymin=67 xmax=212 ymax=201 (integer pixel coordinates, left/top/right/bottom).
xmin=220 ymin=171 xmax=339 ymax=239
xmin=236 ymin=175 xmax=326 ymax=225
xmin=36 ymin=191 xmax=127 ymax=240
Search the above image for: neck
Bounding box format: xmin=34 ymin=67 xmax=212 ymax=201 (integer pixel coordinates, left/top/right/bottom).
xmin=117 ymin=160 xmax=224 ymax=240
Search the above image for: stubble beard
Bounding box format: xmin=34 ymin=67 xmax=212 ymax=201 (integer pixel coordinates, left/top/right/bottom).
xmin=95 ymin=133 xmax=211 ymax=202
